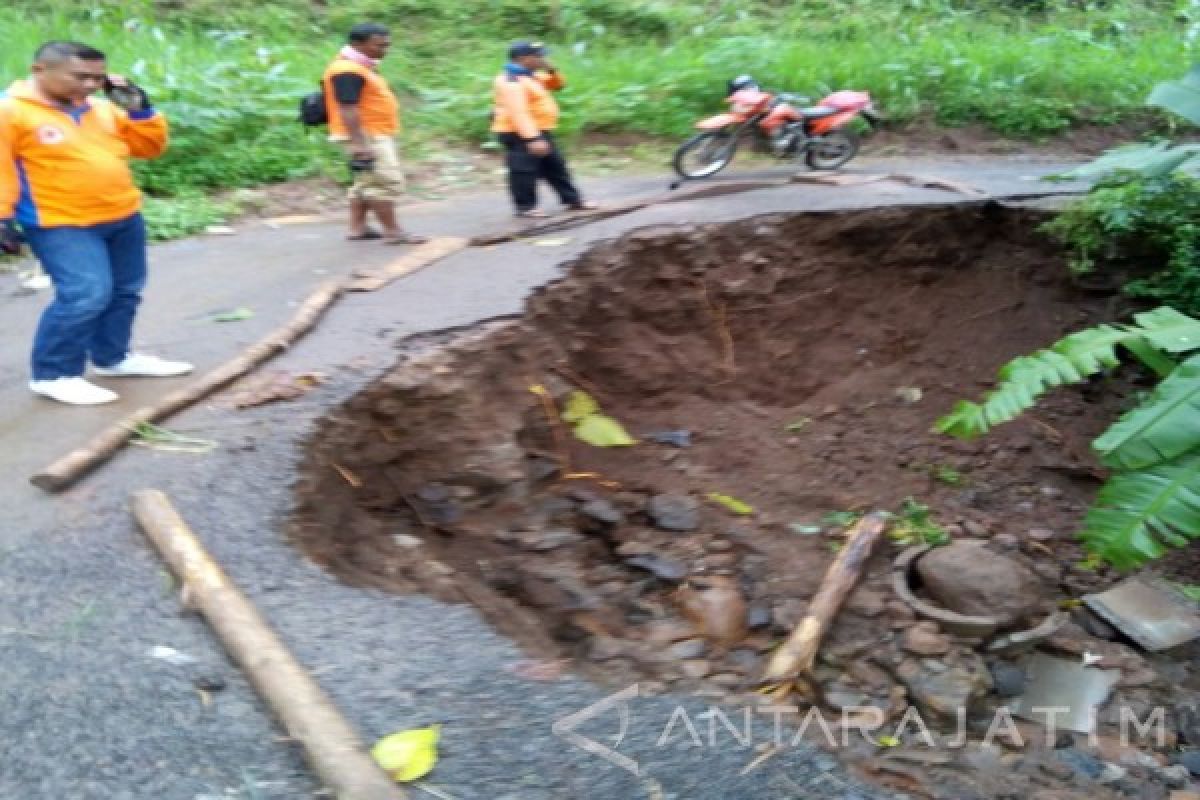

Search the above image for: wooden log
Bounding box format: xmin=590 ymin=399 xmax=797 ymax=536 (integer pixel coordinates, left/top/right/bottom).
xmin=468 ymin=201 xmax=652 ymax=247
xmin=758 ymin=512 xmax=889 ymax=702
xmin=344 ymin=237 xmax=468 ymax=292
xmin=31 ymin=279 xmax=345 ymax=492
xmin=131 ymin=489 xmax=406 ymax=800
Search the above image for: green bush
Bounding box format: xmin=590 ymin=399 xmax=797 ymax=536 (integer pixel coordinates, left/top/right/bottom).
xmin=1 ymin=0 xmax=1194 ymax=240
xmin=938 ymin=307 xmax=1200 ymax=570
xmin=1042 ymin=173 xmax=1200 ymax=315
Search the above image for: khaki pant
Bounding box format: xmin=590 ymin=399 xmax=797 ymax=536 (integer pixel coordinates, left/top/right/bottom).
xmin=338 ymin=134 xmax=406 ymax=202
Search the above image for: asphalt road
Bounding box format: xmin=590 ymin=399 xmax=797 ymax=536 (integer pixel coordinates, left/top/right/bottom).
xmin=0 ymin=156 xmax=1083 ymax=800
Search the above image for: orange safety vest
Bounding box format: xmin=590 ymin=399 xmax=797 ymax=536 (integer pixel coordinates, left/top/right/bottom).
xmin=322 ymin=58 xmax=400 ymax=138
xmin=491 ymin=70 xmax=564 ymax=139
xmin=0 ymin=80 xmax=168 ymax=228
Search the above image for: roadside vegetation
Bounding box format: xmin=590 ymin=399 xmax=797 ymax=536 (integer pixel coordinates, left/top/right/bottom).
xmin=0 ymin=1 xmax=1192 ymax=236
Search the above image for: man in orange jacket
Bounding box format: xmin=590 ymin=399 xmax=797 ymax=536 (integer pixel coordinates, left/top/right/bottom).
xmin=491 ymin=41 xmax=597 ymax=218
xmin=322 ymin=23 xmax=425 ymax=245
xmin=1 ymin=41 xmax=192 ymax=406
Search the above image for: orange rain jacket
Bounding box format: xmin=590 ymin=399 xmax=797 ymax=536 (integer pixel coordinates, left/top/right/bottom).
xmin=491 ymin=69 xmax=565 ymax=139
xmin=0 ymin=80 xmax=168 ymax=228
xmin=321 ymin=58 xmax=400 ymax=139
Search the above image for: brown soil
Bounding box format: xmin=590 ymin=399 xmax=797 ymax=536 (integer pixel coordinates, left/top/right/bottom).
xmin=292 ymin=204 xmax=1199 ymax=800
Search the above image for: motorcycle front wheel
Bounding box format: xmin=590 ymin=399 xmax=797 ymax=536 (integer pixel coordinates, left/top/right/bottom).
xmin=805 ymin=129 xmax=860 ymax=170
xmin=672 ymin=131 xmax=738 ymax=179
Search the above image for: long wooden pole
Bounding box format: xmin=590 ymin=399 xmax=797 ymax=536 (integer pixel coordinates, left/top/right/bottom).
xmin=759 ymin=512 xmax=889 ymax=702
xmin=31 ymin=279 xmax=345 ymax=491
xmin=132 ymin=489 xmax=406 ymax=800
xmin=32 ymin=237 xmax=467 ymax=492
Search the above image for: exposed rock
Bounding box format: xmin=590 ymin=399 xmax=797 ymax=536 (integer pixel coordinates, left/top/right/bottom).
xmin=1070 ymin=607 xmax=1118 ymax=641
xmin=847 ymin=587 xmax=887 ymax=618
xmin=988 ymin=661 xmax=1027 ymax=698
xmin=624 ymin=553 xmax=688 ymax=583
xmin=847 ymin=659 xmax=892 ymax=691
xmin=522 ymin=529 xmax=585 ymax=551
xmin=1054 ymin=749 xmax=1106 ymax=780
xmin=1178 ymin=703 xmax=1200 ymax=746
xmin=1179 ymin=749 xmax=1200 ymax=776
xmin=1160 ymin=765 xmax=1192 ymax=788
xmin=992 ymin=533 xmax=1020 ymax=551
xmin=679 ymin=659 xmax=711 ymax=679
xmin=414 ymin=483 xmax=463 ymax=525
xmin=615 ymin=540 xmax=654 ymax=557
xmin=886 ymin=600 xmax=917 ymax=623
xmin=667 ymin=636 xmax=716 ymax=662
xmin=589 ymin=636 xmax=628 ymax=662
xmin=902 ymin=621 xmax=952 ymax=656
xmin=962 ymin=519 xmax=989 ymax=538
xmin=701 ymin=552 xmax=739 ymax=570
xmin=642 ymin=619 xmax=696 ymax=645
xmin=1095 ymin=762 xmax=1127 ymax=784
xmin=916 ymin=541 xmax=1044 ymax=626
xmin=745 ymin=605 xmax=771 ymax=630
xmin=824 ymin=685 xmax=870 ymax=711
xmin=578 ymin=499 xmax=623 ymax=533
xmin=897 ymin=656 xmax=992 ymax=724
xmin=727 ymin=648 xmax=759 ymax=673
xmin=675 ymin=575 xmax=747 ymax=646
xmin=646 ymin=493 xmax=700 ymax=532
xmin=772 ymin=599 xmax=805 ymax=632
xmin=1028 ymin=527 xmax=1056 ymax=542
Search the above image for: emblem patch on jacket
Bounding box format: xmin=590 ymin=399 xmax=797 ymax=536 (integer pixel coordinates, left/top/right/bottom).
xmin=36 ymin=125 xmax=66 ymax=145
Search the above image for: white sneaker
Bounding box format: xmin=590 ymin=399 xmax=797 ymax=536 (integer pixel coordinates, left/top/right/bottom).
xmin=30 ymin=377 xmax=119 ymax=405
xmin=93 ymin=353 xmax=194 ymax=378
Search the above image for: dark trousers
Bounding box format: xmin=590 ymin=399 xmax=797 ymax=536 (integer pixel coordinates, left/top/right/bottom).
xmin=498 ymin=132 xmax=582 ymax=212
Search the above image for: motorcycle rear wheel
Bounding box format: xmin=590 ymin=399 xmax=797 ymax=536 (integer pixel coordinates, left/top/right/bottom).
xmin=673 ymin=131 xmax=738 ymax=179
xmin=805 ymin=129 xmax=860 ymax=170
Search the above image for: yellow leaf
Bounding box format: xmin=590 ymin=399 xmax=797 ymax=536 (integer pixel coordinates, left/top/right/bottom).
xmin=707 ymin=492 xmax=754 ymax=515
xmin=532 ymin=237 xmax=572 ymax=247
xmin=371 ymin=725 xmax=440 ymax=783
xmin=562 ymin=390 xmax=599 ymax=423
xmin=875 ymin=734 xmax=900 ymax=748
xmin=573 ymin=413 xmax=636 ymax=447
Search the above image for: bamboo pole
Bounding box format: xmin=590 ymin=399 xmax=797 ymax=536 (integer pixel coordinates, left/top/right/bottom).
xmin=759 ymin=512 xmax=889 ymax=703
xmin=345 ymin=237 xmax=468 ymax=292
xmin=31 ymin=279 xmax=345 ymax=491
xmin=131 ymin=489 xmax=406 ymax=800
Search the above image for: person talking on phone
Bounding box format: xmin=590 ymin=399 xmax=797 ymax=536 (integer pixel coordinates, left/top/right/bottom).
xmin=491 ymin=41 xmax=597 ymax=218
xmin=0 ymin=40 xmax=192 ymax=406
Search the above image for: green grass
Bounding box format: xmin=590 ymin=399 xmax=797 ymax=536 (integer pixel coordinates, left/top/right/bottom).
xmin=0 ymin=1 xmax=1192 ymax=237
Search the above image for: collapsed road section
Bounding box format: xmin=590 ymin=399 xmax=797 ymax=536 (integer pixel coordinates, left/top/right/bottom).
xmin=294 ymin=203 xmax=1200 ymax=800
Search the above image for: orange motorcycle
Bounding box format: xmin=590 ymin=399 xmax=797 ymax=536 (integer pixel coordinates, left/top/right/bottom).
xmin=673 ymin=75 xmax=879 ymax=179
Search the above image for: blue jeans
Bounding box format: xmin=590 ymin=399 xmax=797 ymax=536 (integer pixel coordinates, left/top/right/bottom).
xmin=25 ymin=213 xmax=147 ymax=381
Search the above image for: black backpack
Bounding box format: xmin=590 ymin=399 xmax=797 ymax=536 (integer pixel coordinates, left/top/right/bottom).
xmin=299 ymin=84 xmax=327 ymax=127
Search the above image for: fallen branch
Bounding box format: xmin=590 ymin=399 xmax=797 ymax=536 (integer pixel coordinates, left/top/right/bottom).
xmin=758 ymin=512 xmax=889 ymax=702
xmin=31 ymin=279 xmax=345 ymax=491
xmin=131 ymin=489 xmax=406 ymax=800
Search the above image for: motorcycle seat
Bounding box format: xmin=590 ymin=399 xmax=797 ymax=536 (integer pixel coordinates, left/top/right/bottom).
xmin=800 ymin=106 xmax=839 ymax=119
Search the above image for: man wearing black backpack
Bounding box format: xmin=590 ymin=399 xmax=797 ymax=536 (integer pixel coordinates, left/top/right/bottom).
xmin=313 ymin=23 xmax=425 ymax=244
